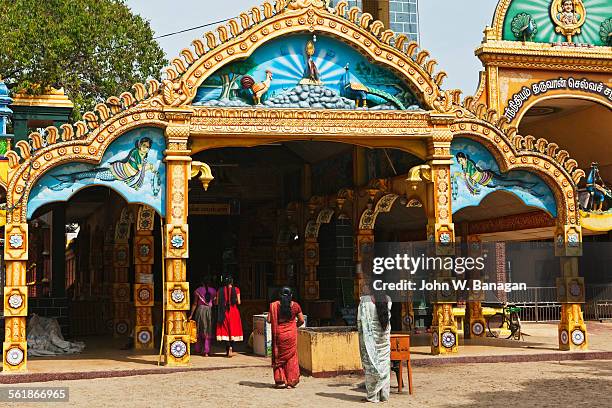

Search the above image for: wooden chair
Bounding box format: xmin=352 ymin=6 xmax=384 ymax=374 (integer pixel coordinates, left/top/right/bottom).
xmin=390 ymin=334 xmax=413 ymax=394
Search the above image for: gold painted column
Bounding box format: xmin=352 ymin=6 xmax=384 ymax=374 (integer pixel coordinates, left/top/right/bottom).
xmin=555 ymin=224 xmax=587 ymax=350
xmin=3 ymin=223 xmax=29 ymax=371
xmin=427 ymin=127 xmax=459 ymax=355
xmin=112 ymin=209 xmax=132 ymax=338
xmin=355 ymin=229 xmax=374 ymax=301
xmin=133 ymin=205 xmax=156 ymax=349
xmin=163 ymin=108 xmax=192 ymax=366
xmin=466 ymin=235 xmax=486 ymax=338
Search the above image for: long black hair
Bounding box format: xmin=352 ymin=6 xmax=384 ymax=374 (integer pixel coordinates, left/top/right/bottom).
xmin=279 ymin=287 xmax=293 ymax=320
xmin=200 ymin=276 xmax=211 ymax=303
xmin=217 ymin=275 xmax=237 ymax=324
xmin=373 ymin=291 xmax=390 ymax=331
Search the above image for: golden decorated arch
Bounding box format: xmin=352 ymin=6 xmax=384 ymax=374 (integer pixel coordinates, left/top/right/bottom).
xmin=2 ymin=0 xmax=591 ymax=371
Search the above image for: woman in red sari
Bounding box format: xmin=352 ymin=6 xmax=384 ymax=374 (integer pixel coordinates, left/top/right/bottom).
xmin=267 ymin=287 xmax=305 ymax=388
xmin=216 ymin=276 xmax=243 ymax=357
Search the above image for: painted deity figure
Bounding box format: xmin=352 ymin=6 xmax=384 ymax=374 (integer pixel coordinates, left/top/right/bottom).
xmin=50 ymin=137 xmax=160 ymax=195
xmin=304 ymin=38 xmax=321 ymax=83
xmin=454 ymin=152 xmax=541 ymax=196
xmin=586 ymin=162 xmax=611 ymax=212
xmin=557 ymin=0 xmax=581 ymax=26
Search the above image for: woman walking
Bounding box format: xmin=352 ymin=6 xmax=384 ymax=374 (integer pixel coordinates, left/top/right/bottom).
xmin=267 ymin=287 xmax=305 ymax=388
xmin=216 ymin=276 xmax=243 ymax=357
xmin=189 ymin=277 xmax=216 ymax=356
xmin=357 ymin=291 xmax=392 ymax=403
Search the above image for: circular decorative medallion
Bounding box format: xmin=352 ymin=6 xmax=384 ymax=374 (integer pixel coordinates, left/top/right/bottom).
xmin=137 ymin=330 xmax=152 ymax=345
xmin=139 ymin=244 xmax=151 ymax=257
xmin=8 ymin=234 xmax=23 ymax=249
xmin=170 ymin=340 xmax=187 ymax=358
xmin=571 ymin=329 xmax=585 ymax=346
xmin=138 ymin=288 xmax=151 ymax=302
xmin=171 ymin=289 xmax=185 ymax=304
xmin=116 ymin=321 xmax=129 ymax=335
xmin=560 ymin=330 xmax=569 ymax=345
xmin=439 ymin=232 xmax=451 ymax=244
xmin=6 ymin=347 xmax=24 ymax=366
xmin=567 ymin=233 xmax=579 ymax=247
xmin=432 ymin=334 xmax=439 ymax=347
xmin=441 ymin=331 xmax=456 ymax=348
xmin=117 ymin=286 xmax=129 ymax=299
xmin=8 ymin=293 xmax=23 ymax=309
xmin=171 ymin=234 xmax=185 ymax=249
xmin=569 ymin=281 xmax=581 ymax=297
xmin=472 ymin=322 xmax=484 ymax=336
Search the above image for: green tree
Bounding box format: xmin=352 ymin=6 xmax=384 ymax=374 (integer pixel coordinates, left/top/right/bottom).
xmin=216 ymin=60 xmax=258 ymax=100
xmin=0 ymin=0 xmax=167 ymax=119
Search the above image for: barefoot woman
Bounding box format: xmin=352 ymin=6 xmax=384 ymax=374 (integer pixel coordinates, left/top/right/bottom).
xmin=267 ymin=287 xmax=305 ymax=388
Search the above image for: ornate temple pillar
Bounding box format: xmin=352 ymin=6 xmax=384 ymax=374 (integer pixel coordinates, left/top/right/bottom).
xmin=162 ymin=108 xmax=192 ymax=366
xmin=354 ymin=229 xmax=374 ymax=300
xmin=303 ymin=197 xmax=323 ymax=300
xmin=3 ymin=223 xmax=29 ymax=371
xmin=555 ymin=224 xmax=587 ymax=350
xmin=112 ymin=209 xmax=132 ymax=338
xmin=426 ymin=127 xmax=459 ymax=355
xmin=133 ymin=205 xmax=155 ymax=349
xmin=465 ymin=235 xmax=486 ymax=338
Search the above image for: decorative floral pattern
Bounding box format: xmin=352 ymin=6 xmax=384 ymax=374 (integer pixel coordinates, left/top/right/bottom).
xmin=138 ymin=330 xmax=152 ymax=344
xmin=138 ymin=288 xmax=151 ymax=302
xmin=441 ymin=331 xmax=456 ymax=348
xmin=8 ymin=234 xmax=23 ymax=249
xmin=472 ymin=322 xmax=484 ymax=336
xmin=571 ymin=329 xmax=585 ymax=346
xmin=6 ymin=347 xmax=24 ymax=366
xmin=560 ymin=329 xmax=569 ymax=345
xmin=8 ymin=293 xmax=23 ymax=309
xmin=170 ymin=340 xmax=187 ymax=358
xmin=171 ymin=234 xmax=185 ymax=249
xmin=171 ymin=289 xmax=185 ymax=304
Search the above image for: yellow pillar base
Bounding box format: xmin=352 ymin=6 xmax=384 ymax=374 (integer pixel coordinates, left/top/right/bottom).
xmin=3 ymin=342 xmax=27 ymax=372
xmin=431 ymin=303 xmax=459 ymax=354
xmin=431 ymin=326 xmax=459 ymax=355
xmin=559 ymin=304 xmax=588 ymax=351
xmin=164 ymin=335 xmax=190 ymax=366
xmin=134 ymin=325 xmax=155 ymax=350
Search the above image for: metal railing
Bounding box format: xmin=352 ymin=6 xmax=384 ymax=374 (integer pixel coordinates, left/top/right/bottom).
xmin=481 ymin=284 xmax=612 ymax=322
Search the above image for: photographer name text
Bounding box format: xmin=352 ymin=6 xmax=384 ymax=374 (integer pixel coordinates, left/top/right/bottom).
xmin=373 ymin=279 xmax=527 ymax=293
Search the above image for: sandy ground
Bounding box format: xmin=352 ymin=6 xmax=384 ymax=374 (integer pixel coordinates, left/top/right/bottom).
xmin=7 ymin=359 xmax=612 ymax=408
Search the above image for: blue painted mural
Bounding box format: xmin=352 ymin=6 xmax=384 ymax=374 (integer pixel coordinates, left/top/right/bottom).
xmin=28 ymin=127 xmax=165 ymax=219
xmin=193 ymin=33 xmax=421 ymax=110
xmin=451 ymin=138 xmax=557 ymax=216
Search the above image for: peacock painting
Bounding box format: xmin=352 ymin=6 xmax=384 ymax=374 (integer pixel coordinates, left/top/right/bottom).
xmin=340 ymin=64 xmax=406 ymax=109
xmin=511 ymin=13 xmax=538 ymax=42
xmin=600 ymin=18 xmax=612 ymax=46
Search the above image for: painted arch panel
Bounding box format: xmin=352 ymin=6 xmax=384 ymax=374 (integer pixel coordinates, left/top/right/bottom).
xmin=193 ymin=33 xmax=422 ymax=111
xmin=451 ymin=138 xmax=557 ymax=217
xmin=27 ymin=128 xmax=166 ymax=219
xmin=502 ymin=0 xmax=611 ymax=45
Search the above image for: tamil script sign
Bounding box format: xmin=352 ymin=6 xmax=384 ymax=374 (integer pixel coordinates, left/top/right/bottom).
xmin=504 ymin=77 xmax=612 ymax=122
xmin=189 ymin=201 xmax=240 ymax=215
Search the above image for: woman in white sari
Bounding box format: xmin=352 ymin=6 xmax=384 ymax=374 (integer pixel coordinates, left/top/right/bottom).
xmin=357 ymin=291 xmax=392 ymax=403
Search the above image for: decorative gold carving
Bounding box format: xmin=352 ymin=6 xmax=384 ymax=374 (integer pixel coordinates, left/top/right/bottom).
xmin=287 ymin=0 xmax=329 ymax=10
xmin=190 ymin=161 xmax=214 ymax=191
xmin=452 ymin=118 xmax=579 ymax=227
xmin=551 ymin=0 xmax=586 ymax=42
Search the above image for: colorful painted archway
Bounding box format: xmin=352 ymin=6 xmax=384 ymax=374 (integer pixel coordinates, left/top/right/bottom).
xmin=2 ymin=0 xmax=591 ymax=371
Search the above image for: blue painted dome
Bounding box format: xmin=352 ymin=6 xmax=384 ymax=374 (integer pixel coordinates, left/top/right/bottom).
xmin=0 ymin=80 xmax=9 ymax=97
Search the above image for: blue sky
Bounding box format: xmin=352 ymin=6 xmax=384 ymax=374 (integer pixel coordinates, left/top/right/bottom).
xmin=126 ymin=0 xmax=498 ymax=95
